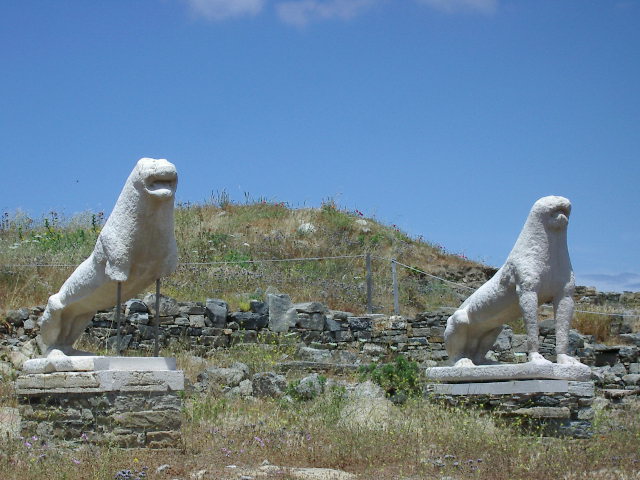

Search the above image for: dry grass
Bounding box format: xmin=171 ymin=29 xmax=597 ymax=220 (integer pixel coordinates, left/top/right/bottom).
xmin=1 ymin=329 xmax=639 ymax=479
xmin=0 ymin=380 xmax=638 ymax=480
xmin=0 ymin=199 xmax=482 ymax=316
xmin=571 ymin=305 xmax=639 ymax=343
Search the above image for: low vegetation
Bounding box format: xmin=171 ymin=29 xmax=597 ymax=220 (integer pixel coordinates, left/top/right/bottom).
xmin=0 ymin=342 xmax=639 ymax=479
xmin=0 ymin=195 xmax=483 ymax=316
xmin=1 ymin=196 xmax=639 ymax=479
xmin=358 ymin=355 xmax=422 ymax=400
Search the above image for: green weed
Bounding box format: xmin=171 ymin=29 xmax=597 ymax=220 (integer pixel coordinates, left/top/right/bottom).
xmin=359 ymin=355 xmax=422 ymax=400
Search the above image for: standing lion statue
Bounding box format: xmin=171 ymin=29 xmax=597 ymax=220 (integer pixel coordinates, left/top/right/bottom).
xmin=39 ymin=158 xmax=178 ymax=357
xmin=444 ymin=195 xmax=582 ymax=367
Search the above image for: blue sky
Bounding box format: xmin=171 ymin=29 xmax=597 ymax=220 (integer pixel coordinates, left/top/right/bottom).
xmin=1 ymin=0 xmax=638 ymax=292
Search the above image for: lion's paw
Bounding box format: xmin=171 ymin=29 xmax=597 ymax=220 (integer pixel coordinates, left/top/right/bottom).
xmin=528 ymin=352 xmax=553 ymax=365
xmin=556 ymin=353 xmax=582 ymax=366
xmin=454 ymin=358 xmax=476 ymax=367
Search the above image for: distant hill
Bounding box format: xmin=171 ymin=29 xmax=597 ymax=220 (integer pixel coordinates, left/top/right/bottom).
xmin=0 ymin=199 xmax=494 ymax=315
xmin=1 ymin=198 xmax=636 ymax=341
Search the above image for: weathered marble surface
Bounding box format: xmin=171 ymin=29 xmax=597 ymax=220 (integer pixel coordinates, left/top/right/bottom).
xmin=445 ymin=196 xmax=579 ymax=367
xmin=16 ymin=369 xmax=184 ymax=394
xmin=22 ymin=355 xmax=176 ymax=374
xmin=425 ymin=361 xmax=591 ymax=383
xmin=39 ymin=158 xmax=178 ymax=356
xmin=425 ymin=379 xmax=594 ymax=395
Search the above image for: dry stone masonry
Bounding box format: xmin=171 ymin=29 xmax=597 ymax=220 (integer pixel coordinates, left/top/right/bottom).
xmin=3 ymin=299 xmax=638 ymax=390
xmin=16 ymin=357 xmax=183 ymax=447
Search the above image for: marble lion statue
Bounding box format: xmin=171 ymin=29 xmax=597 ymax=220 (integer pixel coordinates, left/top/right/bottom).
xmin=444 ymin=195 xmax=581 ymax=367
xmin=39 ymin=158 xmax=178 ymax=357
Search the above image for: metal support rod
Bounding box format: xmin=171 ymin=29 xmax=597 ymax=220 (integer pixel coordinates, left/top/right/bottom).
xmin=115 ymin=282 xmax=122 ymax=354
xmin=154 ymin=278 xmax=161 ymax=357
xmin=365 ymin=252 xmax=373 ymax=314
xmin=391 ymin=258 xmax=400 ymax=315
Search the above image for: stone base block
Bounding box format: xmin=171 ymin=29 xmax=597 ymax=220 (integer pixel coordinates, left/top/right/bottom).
xmin=22 ymin=356 xmax=176 ymax=374
xmin=425 ymin=362 xmax=592 ymax=383
xmin=17 ymin=357 xmax=184 ymax=448
xmin=425 ymin=380 xmax=595 ymax=438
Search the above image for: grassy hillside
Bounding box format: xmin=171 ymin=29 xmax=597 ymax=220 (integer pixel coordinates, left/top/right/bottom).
xmin=2 ymin=196 xmax=636 ymax=342
xmin=0 ymin=197 xmax=489 ymax=315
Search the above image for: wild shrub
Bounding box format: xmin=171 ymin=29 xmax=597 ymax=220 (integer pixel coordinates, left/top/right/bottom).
xmin=358 ymin=354 xmax=421 ymax=400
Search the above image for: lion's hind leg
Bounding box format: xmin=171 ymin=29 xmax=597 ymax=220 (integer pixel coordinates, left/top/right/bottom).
xmin=39 ymin=293 xmax=65 ymax=350
xmin=445 ymin=309 xmax=476 ymax=366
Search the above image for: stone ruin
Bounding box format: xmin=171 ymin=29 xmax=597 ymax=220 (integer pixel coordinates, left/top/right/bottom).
xmin=6 ymin=182 xmax=640 ymax=442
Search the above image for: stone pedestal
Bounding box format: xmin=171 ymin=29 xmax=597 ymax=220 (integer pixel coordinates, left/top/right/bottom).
xmin=424 ymin=363 xmax=595 ymax=438
xmin=17 ymin=357 xmax=184 ymax=448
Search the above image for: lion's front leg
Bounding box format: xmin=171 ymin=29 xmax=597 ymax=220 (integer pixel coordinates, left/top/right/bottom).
xmin=518 ymin=289 xmax=551 ymax=365
xmin=554 ymin=294 xmax=582 ymax=365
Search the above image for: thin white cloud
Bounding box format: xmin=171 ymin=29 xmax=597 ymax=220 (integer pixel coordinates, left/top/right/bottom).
xmin=186 ymin=0 xmax=265 ymax=20
xmin=276 ymin=0 xmax=378 ymax=27
xmin=415 ymin=0 xmax=497 ymax=14
xmin=185 ymin=0 xmax=498 ymax=24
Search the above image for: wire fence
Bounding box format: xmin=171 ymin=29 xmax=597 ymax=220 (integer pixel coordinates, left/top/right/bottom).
xmin=1 ymin=253 xmax=637 ymax=322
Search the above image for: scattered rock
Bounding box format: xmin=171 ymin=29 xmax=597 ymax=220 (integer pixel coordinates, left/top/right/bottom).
xmin=125 ymin=299 xmax=148 ymax=315
xmin=297 ymin=223 xmax=316 ymax=234
xmin=296 ymin=347 xmax=332 ymax=362
xmin=297 ymin=313 xmax=325 ymax=331
xmin=197 ymin=363 xmax=249 ymax=389
xmin=190 ymin=469 xmax=207 ymax=480
xmin=538 ymin=319 xmax=556 ymax=336
xmin=205 ymin=299 xmax=228 ymax=328
xmin=267 ymin=294 xmax=293 ymax=333
xmin=252 ymin=372 xmax=287 ymax=398
xmin=622 ymin=374 xmax=640 ymax=386
xmin=106 ymin=334 xmax=133 ymax=351
xmin=143 ymin=293 xmax=180 ymax=317
xmin=189 ymin=315 xmax=207 ymax=328
xmin=294 ymin=374 xmax=324 ymax=400
xmin=250 ymin=300 xmax=268 ymax=315
xmin=225 ymin=378 xmax=254 ymax=398
xmin=294 ymin=302 xmax=328 ymax=314
xmin=8 ymin=350 xmax=29 ymax=369
xmin=6 ymin=308 xmax=29 ymax=326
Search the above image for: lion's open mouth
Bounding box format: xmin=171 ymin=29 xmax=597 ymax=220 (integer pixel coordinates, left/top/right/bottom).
xmin=144 ymin=171 xmax=177 ymax=198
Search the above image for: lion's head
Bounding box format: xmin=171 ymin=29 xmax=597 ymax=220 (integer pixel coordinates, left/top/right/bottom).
xmin=132 ymin=158 xmax=178 ymax=200
xmin=530 ymin=195 xmax=571 ymax=231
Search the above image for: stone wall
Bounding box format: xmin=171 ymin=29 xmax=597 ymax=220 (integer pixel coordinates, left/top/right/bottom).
xmin=19 ymin=390 xmax=182 ymax=448
xmin=16 ymin=365 xmax=184 ymax=448
xmin=2 ymin=295 xmax=639 ymax=389
xmin=426 ymin=380 xmax=595 ymax=438
xmin=575 ymin=286 xmax=640 ymax=307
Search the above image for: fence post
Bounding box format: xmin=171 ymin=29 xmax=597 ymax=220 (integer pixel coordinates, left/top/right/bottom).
xmin=154 ymin=279 xmax=161 ymax=357
xmin=391 ymin=258 xmax=400 ymax=315
xmin=115 ymin=282 xmax=122 ymax=354
xmin=366 ymin=253 xmax=373 ymax=314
